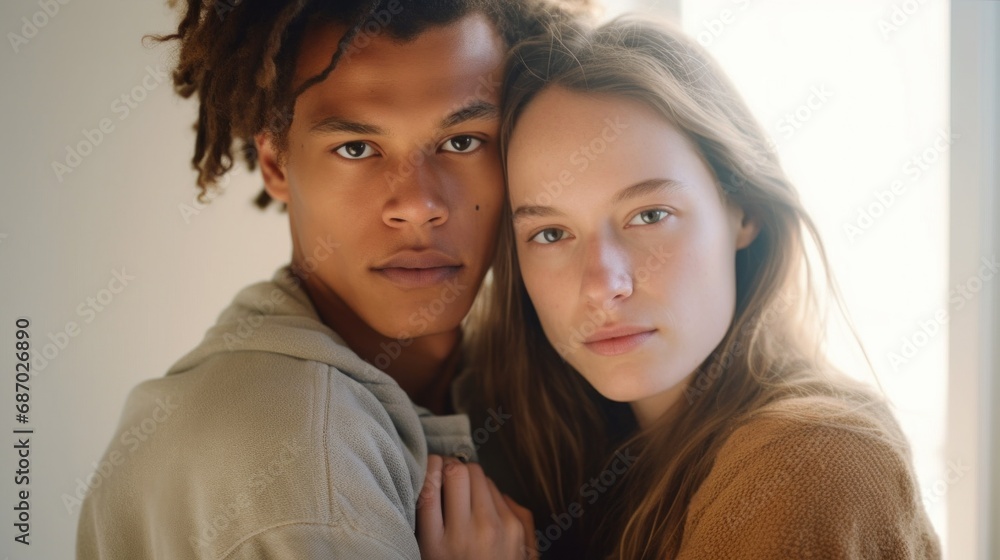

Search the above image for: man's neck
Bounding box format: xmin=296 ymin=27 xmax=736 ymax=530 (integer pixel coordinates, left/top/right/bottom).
xmin=298 ymin=271 xmax=461 ymax=415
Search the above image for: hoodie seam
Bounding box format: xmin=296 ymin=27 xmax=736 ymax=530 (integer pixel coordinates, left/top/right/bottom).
xmin=320 ymin=365 xmax=335 ymax=525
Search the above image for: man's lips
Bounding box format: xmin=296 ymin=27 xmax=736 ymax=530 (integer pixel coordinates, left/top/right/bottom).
xmin=582 ymin=326 xmax=657 ymax=357
xmin=375 ymin=266 xmax=462 ymax=288
xmin=372 ymin=250 xmax=463 ymax=289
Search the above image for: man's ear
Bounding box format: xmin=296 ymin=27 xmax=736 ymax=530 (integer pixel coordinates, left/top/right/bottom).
xmin=733 ymin=207 xmax=760 ymax=250
xmin=255 ymin=132 xmax=290 ymax=204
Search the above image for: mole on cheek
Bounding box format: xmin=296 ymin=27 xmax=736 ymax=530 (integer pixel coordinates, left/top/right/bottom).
xmin=475 ymin=205 xmax=480 ymax=211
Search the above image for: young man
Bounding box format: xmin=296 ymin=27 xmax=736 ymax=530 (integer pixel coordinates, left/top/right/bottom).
xmin=75 ymin=1 xmax=583 ymax=558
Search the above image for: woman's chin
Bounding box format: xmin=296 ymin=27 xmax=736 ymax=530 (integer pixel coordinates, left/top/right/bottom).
xmin=577 ymin=362 xmax=693 ymax=409
xmin=582 ymin=369 xmax=665 ymax=403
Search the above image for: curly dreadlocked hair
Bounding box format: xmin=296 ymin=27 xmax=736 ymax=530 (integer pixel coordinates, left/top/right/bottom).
xmin=153 ymin=0 xmax=593 ymax=211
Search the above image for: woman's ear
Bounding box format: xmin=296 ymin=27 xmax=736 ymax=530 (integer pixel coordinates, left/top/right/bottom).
xmin=733 ymin=207 xmax=760 ymax=250
xmin=255 ymin=132 xmax=290 ymax=204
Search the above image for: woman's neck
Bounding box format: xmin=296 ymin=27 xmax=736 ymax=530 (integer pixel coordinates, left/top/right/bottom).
xmin=630 ymin=373 xmax=695 ymax=430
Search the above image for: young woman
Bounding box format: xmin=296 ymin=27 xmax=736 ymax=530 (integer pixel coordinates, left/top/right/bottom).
xmin=465 ymin=17 xmax=943 ymax=559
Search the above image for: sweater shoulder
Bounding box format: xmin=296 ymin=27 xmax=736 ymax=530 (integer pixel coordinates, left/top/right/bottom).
xmin=679 ymin=396 xmax=941 ymax=559
xmin=696 ymin=395 xmax=913 ymax=509
xmin=719 ymin=395 xmax=906 ymax=461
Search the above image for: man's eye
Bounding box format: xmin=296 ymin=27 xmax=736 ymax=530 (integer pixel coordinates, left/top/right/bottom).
xmin=334 ymin=142 xmax=377 ymax=160
xmin=529 ymin=228 xmax=567 ymax=245
xmin=440 ymin=135 xmax=483 ymax=154
xmin=627 ymin=209 xmax=670 ymax=226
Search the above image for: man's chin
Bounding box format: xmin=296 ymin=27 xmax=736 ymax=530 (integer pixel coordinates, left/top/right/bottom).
xmin=370 ymin=274 xmax=472 ymax=334
xmin=372 ymin=307 xmax=468 ymax=342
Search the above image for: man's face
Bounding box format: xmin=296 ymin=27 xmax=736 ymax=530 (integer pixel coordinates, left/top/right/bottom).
xmin=258 ymin=14 xmax=505 ymax=340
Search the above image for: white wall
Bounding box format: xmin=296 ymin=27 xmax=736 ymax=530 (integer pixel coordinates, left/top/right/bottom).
xmin=0 ymin=1 xmax=289 ymax=556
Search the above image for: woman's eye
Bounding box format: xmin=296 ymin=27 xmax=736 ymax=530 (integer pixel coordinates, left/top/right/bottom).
xmin=334 ymin=142 xmax=377 ymax=160
xmin=440 ymin=135 xmax=483 ymax=154
xmin=628 ymin=209 xmax=669 ymax=226
xmin=529 ymin=228 xmax=567 ymax=245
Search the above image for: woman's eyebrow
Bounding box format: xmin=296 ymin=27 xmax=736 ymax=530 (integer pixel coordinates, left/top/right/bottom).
xmin=611 ymin=178 xmax=688 ymax=204
xmin=512 ymin=178 xmax=688 ymax=225
xmin=512 ymin=204 xmax=563 ymax=224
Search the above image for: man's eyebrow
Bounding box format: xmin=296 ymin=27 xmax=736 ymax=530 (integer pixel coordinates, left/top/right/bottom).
xmin=512 ymin=178 xmax=688 ymax=225
xmin=308 ymin=116 xmax=386 ymax=136
xmin=306 ymin=101 xmax=497 ymax=136
xmin=440 ymin=100 xmax=499 ymax=129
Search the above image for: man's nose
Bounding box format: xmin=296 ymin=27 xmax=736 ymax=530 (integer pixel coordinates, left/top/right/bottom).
xmin=382 ymin=161 xmax=449 ymax=228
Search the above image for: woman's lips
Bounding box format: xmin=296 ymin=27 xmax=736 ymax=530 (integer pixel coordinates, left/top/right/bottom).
xmin=582 ymin=329 xmax=657 ymax=356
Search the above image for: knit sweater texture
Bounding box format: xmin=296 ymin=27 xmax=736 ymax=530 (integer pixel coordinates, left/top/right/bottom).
xmin=677 ymin=396 xmax=941 ymax=559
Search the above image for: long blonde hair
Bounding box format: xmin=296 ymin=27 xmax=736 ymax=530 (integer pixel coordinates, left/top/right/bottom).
xmin=467 ymin=17 xmax=895 ymax=559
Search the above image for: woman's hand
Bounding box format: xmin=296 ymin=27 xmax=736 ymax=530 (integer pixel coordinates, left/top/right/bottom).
xmin=417 ymin=454 xmax=537 ymax=560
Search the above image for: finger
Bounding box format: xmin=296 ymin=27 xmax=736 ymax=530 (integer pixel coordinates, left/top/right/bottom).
xmin=484 ymin=477 xmax=534 ymax=558
xmin=484 ymin=476 xmax=513 ymax=515
xmin=497 ymin=487 xmax=537 ymax=559
xmin=441 ymin=457 xmax=472 ymax=529
xmin=416 ymin=454 xmax=444 ymax=543
xmin=467 ymin=463 xmax=501 ymax=519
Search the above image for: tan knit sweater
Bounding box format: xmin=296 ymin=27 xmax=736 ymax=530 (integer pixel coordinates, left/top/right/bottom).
xmin=676 ymin=396 xmax=942 ymax=559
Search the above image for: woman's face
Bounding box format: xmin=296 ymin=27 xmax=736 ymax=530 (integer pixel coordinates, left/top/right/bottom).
xmin=506 ymin=87 xmax=758 ymax=425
